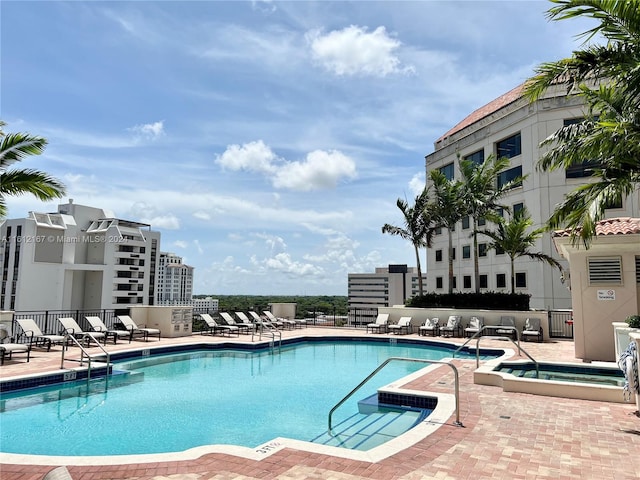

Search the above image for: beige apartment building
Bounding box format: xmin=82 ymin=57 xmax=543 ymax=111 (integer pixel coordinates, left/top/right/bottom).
xmin=425 ymin=83 xmax=640 ymax=309
xmin=348 ymin=264 xmax=427 ymax=311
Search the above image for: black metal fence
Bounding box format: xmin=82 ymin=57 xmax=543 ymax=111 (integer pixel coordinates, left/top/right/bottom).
xmin=548 ymin=310 xmax=574 ymax=339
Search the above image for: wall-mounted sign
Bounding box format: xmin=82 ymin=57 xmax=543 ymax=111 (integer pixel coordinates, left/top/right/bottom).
xmin=597 ymin=289 xmax=616 ymax=301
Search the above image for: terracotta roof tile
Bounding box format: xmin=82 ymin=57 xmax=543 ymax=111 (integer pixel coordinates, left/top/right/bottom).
xmin=553 ymin=217 xmax=640 ymax=237
xmin=436 ymin=83 xmax=525 ymax=143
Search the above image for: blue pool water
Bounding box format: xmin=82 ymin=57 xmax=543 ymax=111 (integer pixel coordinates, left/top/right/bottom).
xmin=0 ymin=339 xmax=490 ymax=456
xmin=494 ymin=362 xmax=625 ymax=386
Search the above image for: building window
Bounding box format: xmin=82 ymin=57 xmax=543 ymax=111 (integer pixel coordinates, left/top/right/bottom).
xmin=435 ymin=227 xmax=442 ymax=235
xmin=479 ymin=274 xmax=488 ymax=289
xmin=462 ymin=216 xmax=470 ymax=229
xmin=588 ymin=256 xmax=622 ymax=285
xmin=439 ymin=162 xmax=454 ymax=180
xmin=462 ymin=245 xmax=471 ymax=259
xmin=497 ymin=165 xmax=523 ymax=189
xmin=436 ymin=277 xmax=443 ymax=289
xmin=435 ymin=250 xmax=443 ymax=262
xmin=604 ymin=196 xmax=623 ymax=209
xmin=452 ymin=248 xmax=456 ymax=260
xmin=452 ymin=276 xmax=457 ymax=289
xmin=496 ymin=207 xmax=504 ymax=218
xmin=566 ymin=160 xmax=599 ymax=178
xmin=515 ymin=272 xmax=527 ymax=288
xmin=513 ymin=202 xmax=524 ymax=215
xmin=478 ymin=243 xmax=488 ymax=257
xmin=496 ymin=132 xmax=521 ymax=159
xmin=463 ymin=275 xmax=472 ymax=289
xmin=496 ymin=273 xmax=507 ymax=289
xmin=464 ymin=149 xmax=484 ymax=165
xmin=495 ymin=245 xmax=505 ymax=255
xmin=477 ymin=217 xmax=486 ymax=226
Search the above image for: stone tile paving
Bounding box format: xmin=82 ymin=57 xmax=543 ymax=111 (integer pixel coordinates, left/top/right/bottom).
xmin=2 ymin=330 xmax=640 ymax=479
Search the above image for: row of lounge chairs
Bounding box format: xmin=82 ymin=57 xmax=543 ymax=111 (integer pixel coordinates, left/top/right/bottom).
xmin=199 ymin=311 xmax=306 ymax=337
xmin=367 ymin=314 xmax=544 ymax=342
xmin=0 ymin=315 xmax=163 ymax=365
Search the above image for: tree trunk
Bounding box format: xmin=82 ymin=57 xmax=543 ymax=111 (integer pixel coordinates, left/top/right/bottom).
xmin=510 ymin=256 xmax=515 ymax=294
xmin=473 ymin=217 xmax=480 ymax=293
xmin=414 ymin=245 xmax=423 ymax=296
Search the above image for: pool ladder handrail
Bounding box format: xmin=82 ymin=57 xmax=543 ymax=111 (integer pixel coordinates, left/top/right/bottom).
xmin=251 ymin=321 xmax=281 ymax=353
xmin=328 ymin=357 xmax=462 ymax=435
xmin=61 ymin=333 xmax=111 ymax=386
xmin=452 ymin=326 xmax=539 ymax=377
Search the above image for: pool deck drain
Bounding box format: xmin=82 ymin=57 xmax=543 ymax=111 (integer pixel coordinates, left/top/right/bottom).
xmin=2 ymin=328 xmax=640 ymax=479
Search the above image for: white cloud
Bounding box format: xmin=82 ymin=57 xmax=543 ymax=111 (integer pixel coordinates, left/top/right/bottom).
xmin=192 ymin=211 xmax=211 ymax=221
xmin=272 ymin=149 xmax=356 ymax=191
xmin=193 ymin=239 xmax=204 ymax=255
xmin=215 ymin=140 xmax=278 ymax=174
xmin=308 ymin=25 xmax=411 ymax=77
xmin=173 ymin=240 xmax=188 ymax=249
xmin=128 ymin=121 xmax=165 ymax=140
xmin=216 ymin=141 xmax=357 ymax=191
xmin=254 ymin=252 xmax=324 ymax=277
xmin=142 ymin=214 xmax=180 ymax=230
xmin=408 ymin=172 xmax=426 ymax=197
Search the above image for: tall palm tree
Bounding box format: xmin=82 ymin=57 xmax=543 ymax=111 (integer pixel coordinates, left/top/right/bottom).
xmin=429 ymin=170 xmax=464 ymax=294
xmin=458 ymin=154 xmax=525 ymax=293
xmin=382 ymin=188 xmax=433 ymax=296
xmin=480 ymin=208 xmax=563 ymax=294
xmin=523 ymin=0 xmax=640 ymax=246
xmin=0 ymin=121 xmax=65 ymax=218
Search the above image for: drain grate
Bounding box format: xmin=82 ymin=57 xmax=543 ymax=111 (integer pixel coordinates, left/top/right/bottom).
xmin=499 ymin=415 xmax=511 ymax=419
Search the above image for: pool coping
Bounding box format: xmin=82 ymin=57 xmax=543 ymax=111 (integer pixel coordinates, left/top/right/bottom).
xmin=0 ymin=335 xmax=502 ymax=465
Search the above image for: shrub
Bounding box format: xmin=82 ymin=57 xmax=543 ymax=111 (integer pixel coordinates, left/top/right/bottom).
xmin=407 ymin=292 xmax=530 ymax=311
xmin=625 ymin=315 xmax=640 ymax=329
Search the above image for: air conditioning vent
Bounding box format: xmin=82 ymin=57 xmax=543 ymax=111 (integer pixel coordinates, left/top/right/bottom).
xmin=588 ymin=256 xmax=622 ymax=285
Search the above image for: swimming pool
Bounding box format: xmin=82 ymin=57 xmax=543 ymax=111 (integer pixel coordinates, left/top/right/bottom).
xmin=0 ymin=338 xmax=495 ymax=458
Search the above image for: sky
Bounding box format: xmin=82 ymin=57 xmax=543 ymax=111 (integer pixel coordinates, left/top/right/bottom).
xmin=0 ymin=1 xmax=595 ymax=296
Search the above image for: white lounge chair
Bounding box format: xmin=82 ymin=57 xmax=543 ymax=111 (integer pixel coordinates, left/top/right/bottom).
xmin=116 ymin=315 xmax=161 ymax=341
xmin=58 ymin=317 xmax=105 ymax=346
xmin=366 ymin=314 xmax=389 ymax=334
xmin=199 ymin=313 xmax=239 ymax=336
xmin=0 ymin=325 xmax=30 ymax=365
xmin=219 ymin=312 xmax=248 ymax=334
xmin=388 ymin=317 xmax=412 ymax=335
xmin=16 ymin=318 xmax=65 ymax=351
xmin=264 ymin=311 xmax=296 ymax=329
xmin=250 ymin=311 xmax=282 ymax=329
xmin=522 ymin=317 xmax=543 ymax=342
xmin=464 ymin=316 xmax=484 ymax=338
xmin=234 ymin=312 xmax=257 ymax=332
xmin=85 ymin=316 xmax=131 ymax=344
xmin=495 ymin=316 xmax=516 ymax=339
xmin=440 ymin=315 xmax=462 ymax=337
xmin=419 ymin=317 xmax=439 ymax=336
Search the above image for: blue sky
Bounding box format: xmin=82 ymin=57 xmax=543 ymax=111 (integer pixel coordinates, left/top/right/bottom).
xmin=1 ymin=1 xmax=593 ymax=296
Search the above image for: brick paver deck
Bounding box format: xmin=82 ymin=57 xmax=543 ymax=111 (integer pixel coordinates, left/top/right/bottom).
xmin=1 ymin=328 xmax=639 ymax=480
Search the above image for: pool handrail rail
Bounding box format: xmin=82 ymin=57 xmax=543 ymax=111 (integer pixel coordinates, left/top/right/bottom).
xmin=61 ymin=332 xmax=111 ymax=387
xmin=453 ymin=325 xmax=522 ymax=357
xmin=328 ymin=356 xmax=462 ymax=435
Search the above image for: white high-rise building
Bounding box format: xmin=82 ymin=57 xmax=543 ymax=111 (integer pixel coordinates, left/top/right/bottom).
xmin=425 ymin=83 xmax=639 ymax=309
xmin=0 ymin=200 xmax=161 ymax=311
xmin=155 ymin=252 xmax=194 ymax=305
xmin=348 ymin=264 xmax=427 ymax=311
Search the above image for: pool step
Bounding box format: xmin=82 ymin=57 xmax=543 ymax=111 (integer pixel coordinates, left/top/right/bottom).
xmin=310 ymin=407 xmax=424 ymax=451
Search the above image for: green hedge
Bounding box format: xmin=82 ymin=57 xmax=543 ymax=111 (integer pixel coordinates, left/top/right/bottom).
xmin=407 ymin=292 xmax=530 ymax=311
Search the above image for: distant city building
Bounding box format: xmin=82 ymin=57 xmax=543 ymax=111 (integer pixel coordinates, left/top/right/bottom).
xmin=0 ymin=200 xmax=160 ymax=311
xmin=191 ymin=296 xmax=219 ymax=313
xmin=425 ymin=83 xmax=639 ymax=309
xmin=155 ymin=252 xmax=194 ymax=305
xmin=348 ymin=264 xmax=427 ymax=310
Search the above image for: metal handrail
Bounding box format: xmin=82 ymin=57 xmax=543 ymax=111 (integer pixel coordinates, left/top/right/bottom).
xmin=251 ymin=322 xmax=281 ymax=352
xmin=328 ymin=357 xmax=462 ymax=434
xmin=61 ymin=334 xmax=111 ymax=386
xmin=452 ymin=326 xmax=538 ymax=378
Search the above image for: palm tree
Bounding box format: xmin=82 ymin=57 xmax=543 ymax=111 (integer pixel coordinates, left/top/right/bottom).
xmin=458 ymin=154 xmax=525 ymax=293
xmin=429 ymin=170 xmax=464 ymax=294
xmin=480 ymin=208 xmax=563 ymax=294
xmin=523 ymin=0 xmax=640 ymax=246
xmin=0 ymin=121 xmax=65 ymax=218
xmin=382 ymin=188 xmax=433 ymax=296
